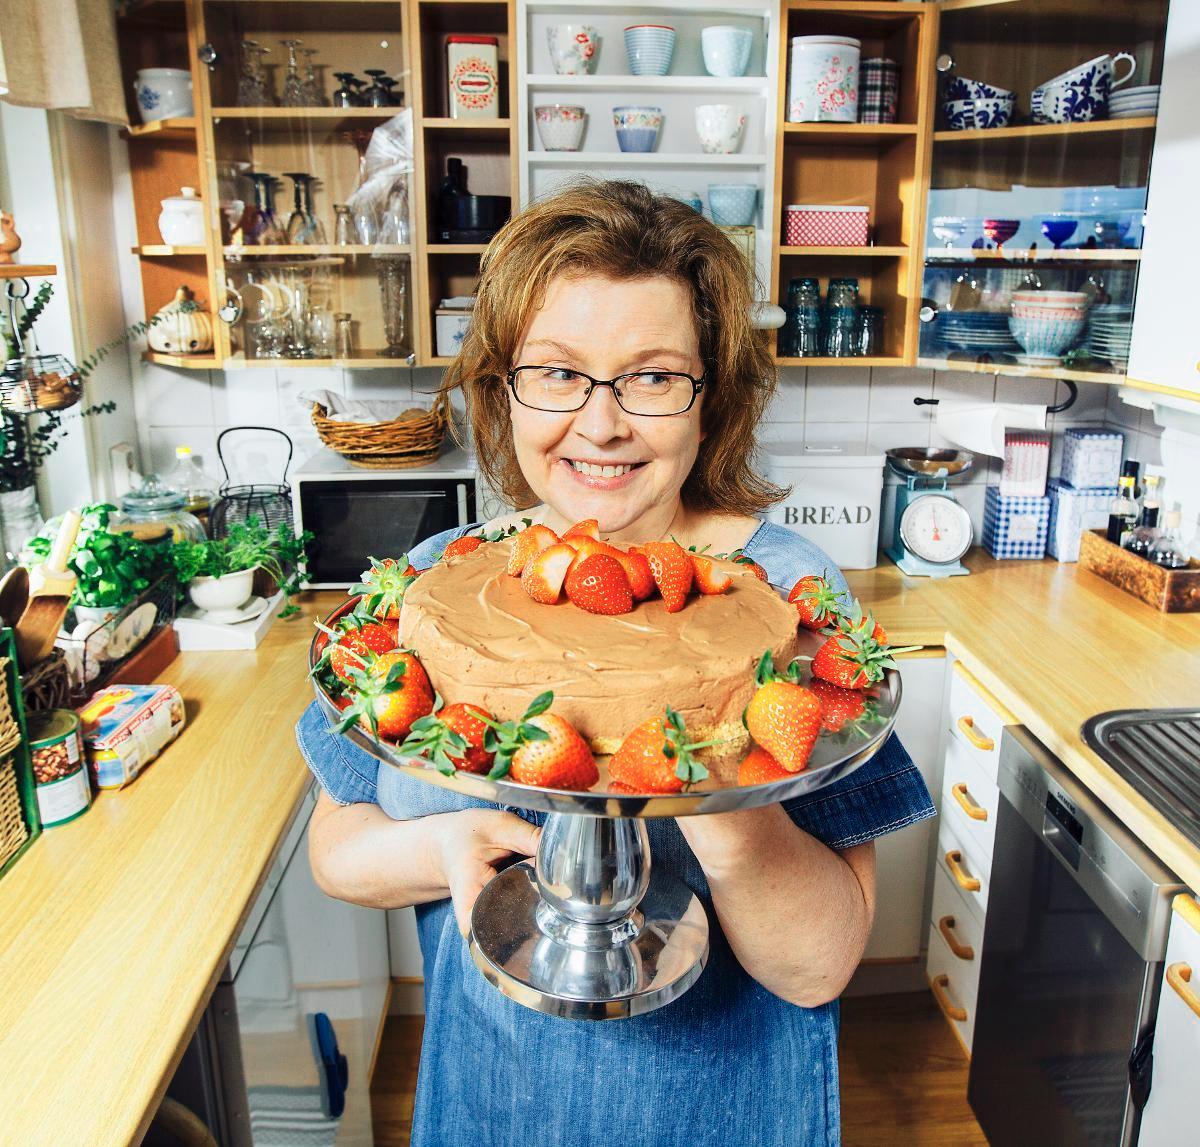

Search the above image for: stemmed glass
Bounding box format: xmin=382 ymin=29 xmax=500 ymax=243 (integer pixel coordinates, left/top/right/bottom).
xmin=375 ymin=257 xmax=409 ymax=357
xmin=284 ymin=173 xmax=312 ymax=244
xmin=378 ymin=179 xmax=410 ymax=246
xmin=344 ymin=130 xmax=378 ymax=242
xmin=237 ymin=40 xmax=272 ymax=106
xmin=280 ymin=39 xmax=306 ymax=108
xmin=246 ymin=173 xmax=285 ymax=245
xmin=301 ymin=49 xmax=323 ymax=107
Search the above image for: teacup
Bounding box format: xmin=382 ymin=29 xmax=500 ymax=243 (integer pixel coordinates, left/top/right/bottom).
xmin=547 ymin=24 xmax=599 ymax=76
xmin=625 ymin=24 xmax=676 ymax=77
xmin=694 ymin=104 xmax=746 ymax=154
xmin=707 ymin=184 xmax=758 ymax=227
xmin=701 ymin=26 xmax=753 ymax=78
xmin=613 ymin=106 xmax=663 ymax=153
xmin=1032 ymin=52 xmax=1135 ymax=122
xmin=534 ymin=105 xmax=586 ymax=152
xmin=943 ymin=75 xmax=1014 ymax=103
xmin=1042 ymin=52 xmax=1135 ymax=92
xmin=943 ymin=97 xmax=1014 ymax=131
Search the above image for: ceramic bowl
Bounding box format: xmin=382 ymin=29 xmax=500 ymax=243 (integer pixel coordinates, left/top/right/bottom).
xmin=708 ymin=183 xmax=758 ymax=227
xmin=702 ymin=25 xmax=753 ymax=78
xmin=534 ymin=105 xmax=586 ymax=151
xmin=547 ymin=24 xmax=599 ymax=76
xmin=694 ymin=104 xmax=746 ymax=154
xmin=133 ymin=68 xmax=193 ymax=123
xmin=1011 ymin=290 xmax=1090 ymax=308
xmin=943 ymin=75 xmax=1015 ymax=102
xmin=1009 ymin=315 xmax=1087 ymax=360
xmin=188 ymin=568 xmax=256 ymax=614
xmin=613 ymin=106 xmax=663 ymax=152
xmin=943 ymin=97 xmax=1014 ymax=130
xmin=624 ymin=24 xmax=676 ymax=77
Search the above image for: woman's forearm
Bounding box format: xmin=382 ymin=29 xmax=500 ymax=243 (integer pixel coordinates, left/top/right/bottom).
xmin=676 ymin=804 xmax=876 ymax=1008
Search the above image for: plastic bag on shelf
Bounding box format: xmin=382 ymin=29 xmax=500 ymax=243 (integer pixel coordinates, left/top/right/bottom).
xmin=346 ymin=109 xmax=414 ymax=246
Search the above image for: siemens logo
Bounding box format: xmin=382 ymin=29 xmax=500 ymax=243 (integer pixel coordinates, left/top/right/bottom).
xmin=783 ymin=505 xmax=873 ymax=526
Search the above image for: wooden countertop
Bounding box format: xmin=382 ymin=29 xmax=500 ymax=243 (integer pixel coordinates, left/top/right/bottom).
xmin=847 ymin=552 xmax=1200 ymax=891
xmin=0 ymin=594 xmax=335 ymax=1147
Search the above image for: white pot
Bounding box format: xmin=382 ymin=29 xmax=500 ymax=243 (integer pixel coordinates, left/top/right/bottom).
xmin=134 ymin=68 xmax=193 ymax=124
xmin=158 ymin=187 xmax=205 ymax=246
xmin=188 ymin=568 xmax=256 ymax=614
xmin=788 ymin=36 xmax=861 ymax=123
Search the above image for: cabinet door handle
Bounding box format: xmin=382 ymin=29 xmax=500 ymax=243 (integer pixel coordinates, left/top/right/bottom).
xmin=945 ymin=849 xmax=981 ymax=892
xmin=1167 ymin=962 xmax=1200 ymax=1020
xmin=957 ymin=715 xmax=995 ymax=752
xmin=938 ymin=914 xmax=975 ymax=960
xmin=951 ymin=782 xmax=989 ymax=821
xmin=931 ymin=973 xmax=967 ymax=1022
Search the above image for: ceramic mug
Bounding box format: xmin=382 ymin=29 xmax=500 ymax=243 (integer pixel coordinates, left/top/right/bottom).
xmin=707 ymin=184 xmax=758 ymax=227
xmin=788 ymin=36 xmax=860 ymax=123
xmin=624 ymin=24 xmax=676 ymax=77
xmin=547 ymin=24 xmax=599 ymax=76
xmin=134 ymin=68 xmax=193 ymax=123
xmin=1032 ymin=52 xmax=1135 ymax=122
xmin=534 ymin=105 xmax=586 ymax=151
xmin=694 ymin=104 xmax=746 ymax=155
xmin=701 ymin=26 xmax=753 ymax=78
xmin=613 ymin=106 xmax=663 ymax=152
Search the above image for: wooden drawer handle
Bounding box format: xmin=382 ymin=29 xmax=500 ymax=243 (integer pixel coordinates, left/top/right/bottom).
xmin=938 ymin=914 xmax=975 ymax=961
xmin=957 ymin=715 xmax=994 ymax=752
xmin=1167 ymin=962 xmax=1200 ymax=1020
xmin=945 ymin=849 xmax=981 ymax=893
xmin=952 ymin=782 xmax=988 ymax=822
xmin=931 ymin=973 xmax=967 ymax=1022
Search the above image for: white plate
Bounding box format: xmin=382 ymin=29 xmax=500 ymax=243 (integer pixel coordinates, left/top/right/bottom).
xmin=194 ymin=595 xmax=270 ymax=626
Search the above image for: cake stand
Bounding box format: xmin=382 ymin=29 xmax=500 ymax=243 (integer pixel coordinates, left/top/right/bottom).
xmin=311 ymin=604 xmax=901 ymax=1021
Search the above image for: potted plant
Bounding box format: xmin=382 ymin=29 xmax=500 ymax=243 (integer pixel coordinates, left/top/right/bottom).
xmin=169 ymin=517 xmax=313 ymax=619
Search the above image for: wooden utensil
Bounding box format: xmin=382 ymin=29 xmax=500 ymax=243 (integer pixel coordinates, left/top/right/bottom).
xmin=0 ymin=565 xmax=29 ymax=628
xmin=15 ymin=511 xmax=82 ymax=670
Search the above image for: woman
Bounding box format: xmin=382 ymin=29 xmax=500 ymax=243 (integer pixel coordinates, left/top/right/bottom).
xmin=298 ymin=180 xmax=934 ymax=1146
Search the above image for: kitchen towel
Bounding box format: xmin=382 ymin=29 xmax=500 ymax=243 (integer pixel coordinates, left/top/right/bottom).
xmin=935 ymin=401 xmax=1049 ymax=458
xmin=298 ymin=389 xmax=428 ymax=424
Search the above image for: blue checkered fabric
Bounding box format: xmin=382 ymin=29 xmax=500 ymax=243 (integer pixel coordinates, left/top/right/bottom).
xmin=982 ymin=486 xmax=1050 ymax=559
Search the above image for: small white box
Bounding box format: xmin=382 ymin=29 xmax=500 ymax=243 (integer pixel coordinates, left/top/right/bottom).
xmin=761 ymin=441 xmax=886 ymax=569
xmin=1047 ymin=478 xmax=1116 ymax=562
xmin=1001 ymin=429 xmax=1050 ymax=497
xmin=436 ymin=309 xmax=472 ymax=357
xmin=1061 ymin=426 xmax=1124 ymax=490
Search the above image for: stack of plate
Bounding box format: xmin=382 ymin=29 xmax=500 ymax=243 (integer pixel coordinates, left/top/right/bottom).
xmin=1109 ymin=85 xmax=1159 ymax=120
xmin=1087 ymin=304 xmax=1133 ymax=366
xmin=936 ymin=310 xmax=1020 ymax=355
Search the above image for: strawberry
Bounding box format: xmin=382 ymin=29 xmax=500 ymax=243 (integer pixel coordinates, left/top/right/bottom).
xmin=608 ymin=779 xmax=639 ymax=795
xmin=809 ymin=678 xmax=879 ymax=733
xmin=336 ymin=650 xmax=434 ymax=742
xmin=328 ymin=618 xmax=396 ymax=682
xmin=562 ymin=518 xmax=600 ymax=541
xmin=506 ymin=524 xmax=560 ymax=576
xmin=565 ymin=536 xmax=624 ymax=570
xmin=564 ymin=554 xmax=633 ymax=615
xmin=743 ymin=650 xmax=823 ymax=772
xmin=726 ymin=548 xmax=768 ymax=582
xmin=379 ymin=617 xmax=400 ymax=644
xmin=401 ymin=698 xmax=495 ymax=775
xmin=690 ymin=553 xmax=732 ymax=595
xmin=737 ymin=745 xmax=792 ymax=786
xmin=521 ymin=542 xmax=576 ymax=604
xmin=484 ymin=693 xmax=598 ymax=790
xmin=612 ymin=548 xmax=656 ymax=601
xmin=609 ymin=706 xmax=714 ymax=793
xmin=788 ymin=574 xmax=844 ymax=630
xmin=440 ymin=535 xmax=483 ymax=560
xmin=642 ymin=541 xmax=694 ymax=612
xmin=351 ymin=556 xmax=416 ymax=619
xmin=812 ymin=604 xmax=917 ymax=689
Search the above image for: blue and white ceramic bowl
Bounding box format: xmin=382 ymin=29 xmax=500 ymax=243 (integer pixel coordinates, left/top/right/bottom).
xmin=707 ymin=184 xmax=758 ymax=227
xmin=943 ymin=97 xmax=1014 ymax=130
xmin=701 ymin=26 xmax=753 ymax=78
xmin=624 ymin=25 xmax=676 ymax=77
xmin=943 ymin=75 xmax=1015 ymax=103
xmin=133 ymin=68 xmax=193 ymax=123
xmin=613 ymin=106 xmax=663 ymax=152
xmin=1009 ymin=314 xmax=1087 ymax=361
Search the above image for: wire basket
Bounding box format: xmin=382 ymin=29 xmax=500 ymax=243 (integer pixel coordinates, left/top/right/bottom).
xmin=311 ymin=393 xmax=447 ymax=469
xmin=208 ymin=425 xmax=295 ymax=537
xmin=3 ymin=280 xmax=82 ymax=414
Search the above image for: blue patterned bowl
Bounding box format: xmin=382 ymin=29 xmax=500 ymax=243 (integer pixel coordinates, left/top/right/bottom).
xmin=624 ymin=25 xmax=676 ymax=77
xmin=613 ymin=106 xmax=663 ymax=152
xmin=707 ymin=183 xmax=758 ymax=226
xmin=943 ymin=75 xmax=1015 ymax=102
xmin=1009 ymin=315 xmax=1087 ymax=360
xmin=943 ymin=97 xmax=1014 ymax=130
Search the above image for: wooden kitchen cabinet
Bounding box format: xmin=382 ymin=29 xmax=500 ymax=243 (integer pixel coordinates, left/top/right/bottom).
xmin=1139 ymin=895 xmax=1200 ymax=1146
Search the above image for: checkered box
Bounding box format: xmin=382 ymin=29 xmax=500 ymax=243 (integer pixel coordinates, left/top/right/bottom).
xmin=1047 ymin=478 xmax=1116 ymax=562
xmin=1061 ymin=427 xmax=1124 ymax=490
xmin=784 ymin=205 xmax=869 ymax=247
xmin=982 ymin=486 xmax=1050 ymax=559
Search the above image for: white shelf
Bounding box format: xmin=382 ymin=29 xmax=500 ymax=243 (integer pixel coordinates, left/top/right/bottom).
xmin=526 ymin=0 xmax=771 ymax=14
xmin=526 ymin=73 xmax=768 ymax=94
xmin=525 ymin=151 xmax=769 ymax=167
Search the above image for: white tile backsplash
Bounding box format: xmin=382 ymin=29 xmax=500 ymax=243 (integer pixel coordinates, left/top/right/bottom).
xmin=804 ymin=365 xmax=870 ymax=423
xmin=868 ymin=367 xmax=934 ymax=422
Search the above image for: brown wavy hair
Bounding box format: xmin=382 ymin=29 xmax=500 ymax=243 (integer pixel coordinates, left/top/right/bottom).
xmin=441 ymin=178 xmax=785 ymax=514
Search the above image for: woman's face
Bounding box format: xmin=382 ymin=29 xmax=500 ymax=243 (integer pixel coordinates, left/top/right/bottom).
xmin=508 ymin=273 xmax=704 ymax=538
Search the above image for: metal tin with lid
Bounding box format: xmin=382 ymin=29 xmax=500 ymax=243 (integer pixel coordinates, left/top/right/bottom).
xmin=28 ymin=709 xmax=90 ymax=828
xmin=447 ymin=34 xmax=499 ymax=120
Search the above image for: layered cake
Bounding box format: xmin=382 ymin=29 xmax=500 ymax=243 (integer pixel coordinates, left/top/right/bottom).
xmin=399 ymin=537 xmax=800 ymax=771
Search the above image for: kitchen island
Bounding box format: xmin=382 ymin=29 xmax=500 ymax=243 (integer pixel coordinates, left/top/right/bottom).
xmin=0 ymin=553 xmax=1197 ymax=1145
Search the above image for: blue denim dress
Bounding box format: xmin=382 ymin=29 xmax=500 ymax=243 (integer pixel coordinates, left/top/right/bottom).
xmin=297 ymin=519 xmax=935 ymax=1146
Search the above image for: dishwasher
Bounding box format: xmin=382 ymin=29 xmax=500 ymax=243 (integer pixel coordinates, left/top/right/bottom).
xmin=968 ymin=726 xmax=1183 ymax=1147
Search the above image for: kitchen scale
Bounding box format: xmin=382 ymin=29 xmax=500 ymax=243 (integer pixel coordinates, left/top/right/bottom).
xmin=885 ymin=448 xmax=975 ymax=577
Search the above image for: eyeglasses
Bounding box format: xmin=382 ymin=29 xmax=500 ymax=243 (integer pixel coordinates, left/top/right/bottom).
xmin=507 ymin=365 xmax=706 ymax=417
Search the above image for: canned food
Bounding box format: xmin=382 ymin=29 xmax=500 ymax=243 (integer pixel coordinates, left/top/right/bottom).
xmin=28 ymin=709 xmax=90 ymax=828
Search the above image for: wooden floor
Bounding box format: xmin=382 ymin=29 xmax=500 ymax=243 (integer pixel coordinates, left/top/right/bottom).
xmin=371 ymin=991 xmax=986 ymax=1146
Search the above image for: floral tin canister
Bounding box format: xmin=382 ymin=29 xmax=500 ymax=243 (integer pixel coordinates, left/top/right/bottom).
xmin=788 ymin=36 xmax=861 ymax=123
xmin=447 ymin=35 xmax=499 ymax=120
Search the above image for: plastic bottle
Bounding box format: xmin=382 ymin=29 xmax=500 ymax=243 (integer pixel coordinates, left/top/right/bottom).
xmin=164 ymin=446 xmax=218 ymax=520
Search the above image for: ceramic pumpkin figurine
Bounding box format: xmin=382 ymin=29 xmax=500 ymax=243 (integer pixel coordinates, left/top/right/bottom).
xmin=147 ymin=286 xmax=214 ymax=355
xmin=0 ymin=211 xmax=21 ymax=265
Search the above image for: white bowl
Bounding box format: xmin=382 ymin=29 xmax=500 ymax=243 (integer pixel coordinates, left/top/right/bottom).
xmin=188 ymin=568 xmax=256 ymax=614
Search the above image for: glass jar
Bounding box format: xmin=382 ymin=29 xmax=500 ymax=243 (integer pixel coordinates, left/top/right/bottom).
xmin=781 ymin=276 xmax=823 ymax=358
xmin=333 ymin=204 xmax=355 ymax=246
xmin=111 ymin=474 xmax=206 ymax=545
xmin=855 ymin=306 xmax=884 ymax=356
xmin=334 ymin=312 xmax=355 ymax=358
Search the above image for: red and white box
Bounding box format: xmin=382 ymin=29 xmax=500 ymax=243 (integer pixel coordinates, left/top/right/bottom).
xmin=1000 ymin=429 xmax=1051 ymax=497
xmin=784 ymin=204 xmax=870 ymax=247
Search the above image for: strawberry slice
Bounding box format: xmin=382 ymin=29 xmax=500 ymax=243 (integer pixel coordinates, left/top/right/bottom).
xmin=564 ymin=554 xmax=634 ymax=615
xmin=562 ymin=518 xmax=600 ymax=540
xmin=727 ymin=548 xmax=768 ymax=581
xmin=613 ymin=548 xmax=655 ymax=601
xmin=440 ymin=534 xmax=483 ymax=560
xmin=642 ymin=541 xmax=694 ymax=612
xmin=521 ymin=542 xmax=576 ymax=604
xmin=690 ymin=553 xmax=732 ymax=595
xmin=565 ymin=536 xmax=624 ymax=570
xmin=506 ymin=524 xmax=559 ymax=576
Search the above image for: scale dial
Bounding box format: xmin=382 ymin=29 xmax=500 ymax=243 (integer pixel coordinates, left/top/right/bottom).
xmin=899 ymin=492 xmax=972 ymax=564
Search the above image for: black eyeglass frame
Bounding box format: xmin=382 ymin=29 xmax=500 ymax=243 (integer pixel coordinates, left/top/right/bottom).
xmin=505 ymin=366 xmax=707 ymax=417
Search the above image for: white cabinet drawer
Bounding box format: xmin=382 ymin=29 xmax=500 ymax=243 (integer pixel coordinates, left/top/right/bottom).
xmin=941 ymin=734 xmax=1000 ymax=863
xmin=936 ymin=818 xmax=990 ymax=924
xmin=927 ymin=920 xmax=976 ymax=1054
xmin=930 ymin=860 xmax=984 ymax=997
xmin=948 ymin=662 xmax=1013 ymax=785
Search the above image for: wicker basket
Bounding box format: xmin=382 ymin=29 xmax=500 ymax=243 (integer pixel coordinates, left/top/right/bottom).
xmin=21 ymin=649 xmax=71 ymax=715
xmin=311 ymin=394 xmax=448 ymax=469
xmin=0 ymin=648 xmax=36 ymax=878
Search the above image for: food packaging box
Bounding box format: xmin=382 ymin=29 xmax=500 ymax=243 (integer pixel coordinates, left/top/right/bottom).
xmin=435 ymin=308 xmax=471 ymax=357
xmin=1061 ymin=426 xmax=1124 ymax=490
xmin=784 ymin=204 xmax=869 ymax=247
xmin=75 ymin=684 xmax=186 ymax=789
xmin=761 ymin=441 xmax=885 ymax=569
xmin=1047 ymin=478 xmax=1116 ymax=562
xmin=1000 ymin=429 xmax=1050 ymax=497
xmin=982 ymin=486 xmax=1050 ymax=560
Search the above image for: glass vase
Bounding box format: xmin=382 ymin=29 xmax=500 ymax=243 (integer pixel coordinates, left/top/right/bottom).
xmin=375 ymin=257 xmax=409 ymax=358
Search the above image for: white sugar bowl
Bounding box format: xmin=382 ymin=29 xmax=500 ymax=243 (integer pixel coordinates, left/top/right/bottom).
xmin=158 ymin=187 xmax=205 ymax=247
xmin=134 ymin=67 xmax=193 ymax=123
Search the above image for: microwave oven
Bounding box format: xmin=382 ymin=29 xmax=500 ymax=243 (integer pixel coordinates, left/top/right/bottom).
xmin=291 ymin=447 xmax=495 ymax=587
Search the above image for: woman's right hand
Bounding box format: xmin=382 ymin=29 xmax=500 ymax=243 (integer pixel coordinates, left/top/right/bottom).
xmin=436 ymin=809 xmax=542 ymax=937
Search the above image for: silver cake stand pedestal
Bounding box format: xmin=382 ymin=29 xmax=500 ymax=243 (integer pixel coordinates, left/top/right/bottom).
xmin=313 ymin=610 xmax=901 ymax=1021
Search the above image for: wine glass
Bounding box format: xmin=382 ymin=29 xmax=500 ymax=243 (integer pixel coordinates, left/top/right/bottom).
xmin=301 ymin=49 xmax=323 ymax=107
xmin=283 ymin=173 xmax=311 ymax=244
xmin=931 ymin=215 xmax=967 ymax=249
xmin=238 ymin=40 xmax=272 ymax=107
xmin=280 ymin=40 xmax=306 ymax=108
